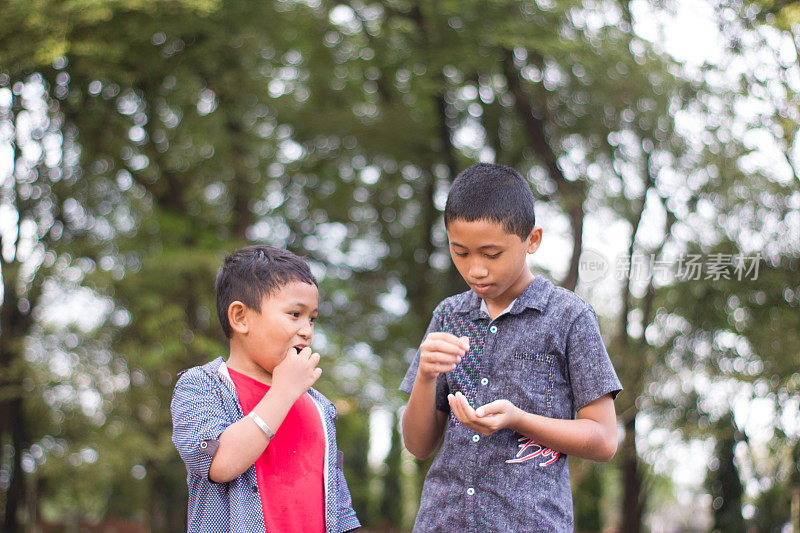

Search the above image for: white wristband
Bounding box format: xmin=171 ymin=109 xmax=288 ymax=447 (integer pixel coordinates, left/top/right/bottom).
xmin=248 ymin=411 xmax=275 ymax=441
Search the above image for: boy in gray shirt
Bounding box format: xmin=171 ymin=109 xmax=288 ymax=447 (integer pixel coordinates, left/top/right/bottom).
xmin=401 ymin=163 xmax=622 ymax=532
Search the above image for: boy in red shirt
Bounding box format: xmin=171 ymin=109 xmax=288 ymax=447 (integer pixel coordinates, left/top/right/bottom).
xmin=171 ymin=245 xmax=360 ymax=532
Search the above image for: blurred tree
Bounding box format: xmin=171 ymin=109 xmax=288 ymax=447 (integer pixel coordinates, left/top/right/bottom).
xmin=659 ymin=255 xmax=800 ymax=531
xmin=2 ymin=1 xmax=797 ymax=532
xmin=335 ymin=404 xmax=375 ymax=525
xmin=281 ymin=3 xmax=707 ymax=527
xmin=0 ymin=0 xmax=710 ymax=529
xmin=705 ymin=415 xmax=745 ymax=532
xmin=752 ymin=482 xmax=792 ymax=532
xmin=0 ymin=18 xmax=155 ymax=524
xmin=644 ymin=2 xmax=800 ymax=528
xmin=380 ymin=410 xmax=403 ymax=530
xmin=0 ymin=1 xmax=242 ymax=528
xmin=574 ymin=463 xmax=602 ymax=532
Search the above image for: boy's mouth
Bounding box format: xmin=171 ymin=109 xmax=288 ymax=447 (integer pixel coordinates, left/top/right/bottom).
xmin=472 ymin=283 xmax=492 ymax=293
xmin=293 ymin=344 xmax=309 ymax=352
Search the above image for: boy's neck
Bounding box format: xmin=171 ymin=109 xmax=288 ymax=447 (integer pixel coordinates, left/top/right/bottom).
xmin=227 ymin=343 xmax=274 ymax=386
xmin=482 ymin=271 xmax=535 ymax=319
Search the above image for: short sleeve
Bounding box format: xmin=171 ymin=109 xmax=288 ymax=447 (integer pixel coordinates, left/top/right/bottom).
xmin=565 ymin=308 xmax=622 ymax=412
xmin=399 ymin=305 xmax=451 ymax=413
xmin=171 ymin=368 xmax=230 ymax=480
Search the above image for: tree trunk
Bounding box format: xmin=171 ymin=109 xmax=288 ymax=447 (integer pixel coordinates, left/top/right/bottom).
xmin=620 ymin=412 xmax=644 ymax=533
xmin=3 ymin=398 xmax=25 ymax=533
xmin=561 ymin=202 xmax=585 ymax=292
xmin=500 ymin=50 xmax=587 ymax=290
xmin=1 ymin=262 xmax=28 ymax=533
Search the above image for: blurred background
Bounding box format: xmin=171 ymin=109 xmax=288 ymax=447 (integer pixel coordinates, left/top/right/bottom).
xmin=1 ymin=0 xmax=799 ymax=531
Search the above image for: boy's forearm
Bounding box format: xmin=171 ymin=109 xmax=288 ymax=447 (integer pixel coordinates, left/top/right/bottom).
xmin=509 ymin=407 xmax=618 ymax=463
xmin=209 ymin=385 xmax=299 ymax=483
xmin=402 ymin=374 xmax=447 ymax=460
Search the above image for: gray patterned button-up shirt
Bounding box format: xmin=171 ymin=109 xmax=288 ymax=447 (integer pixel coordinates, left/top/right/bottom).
xmin=400 ymin=276 xmax=622 ymax=532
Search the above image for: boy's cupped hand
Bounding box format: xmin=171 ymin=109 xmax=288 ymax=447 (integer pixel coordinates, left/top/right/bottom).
xmin=418 ymin=332 xmax=469 ymax=381
xmin=448 ymin=391 xmax=520 ymax=436
xmin=272 ymin=346 xmax=323 ymax=400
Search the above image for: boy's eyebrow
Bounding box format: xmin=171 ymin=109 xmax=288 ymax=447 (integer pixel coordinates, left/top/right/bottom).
xmin=450 ymin=241 xmax=503 ymax=250
xmin=288 ymin=302 xmax=319 ymax=312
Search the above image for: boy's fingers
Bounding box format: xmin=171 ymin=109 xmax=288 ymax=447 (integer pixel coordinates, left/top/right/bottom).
xmin=455 ymin=391 xmax=470 ymax=406
xmin=475 ymin=400 xmax=502 ymax=417
xmin=420 ymin=355 xmax=460 ymax=373
xmin=298 ymin=346 xmax=312 ymax=357
xmin=424 ymin=339 xmax=466 ymax=355
xmin=459 ymin=336 xmax=470 ymax=351
xmin=426 ymin=332 xmax=468 ymax=350
xmin=427 ymin=331 xmax=464 ymax=343
xmin=309 ymin=352 xmax=321 ymax=366
xmin=426 ymin=363 xmax=456 ymax=373
xmin=419 ymin=360 xmax=456 ymax=376
xmin=447 ymin=394 xmax=466 ymax=420
xmin=447 ymin=394 xmax=459 ymax=409
xmin=475 ymin=406 xmax=491 ymax=417
xmin=424 ymin=351 xmax=461 ymax=364
xmin=455 ymin=392 xmax=476 ymax=416
xmin=432 ymin=333 xmax=469 ymax=351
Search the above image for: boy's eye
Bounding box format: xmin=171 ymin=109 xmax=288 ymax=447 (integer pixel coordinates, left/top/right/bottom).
xmin=289 ymin=312 xmax=301 ymax=318
xmin=310 ymin=316 xmax=317 ymax=323
xmin=454 ymin=251 xmax=468 ymax=257
xmin=486 ymin=252 xmax=502 ymax=259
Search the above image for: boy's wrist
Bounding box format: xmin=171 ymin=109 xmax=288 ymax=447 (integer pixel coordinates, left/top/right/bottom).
xmin=415 ymin=368 xmax=440 ymax=385
xmin=507 ymin=405 xmax=527 ymax=433
xmin=268 ymin=380 xmax=303 ymax=404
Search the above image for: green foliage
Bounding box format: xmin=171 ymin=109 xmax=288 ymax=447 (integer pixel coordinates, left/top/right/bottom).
xmin=751 ymin=478 xmax=793 ymax=531
xmin=2 ymin=0 xmax=799 ymax=531
xmin=574 ymin=464 xmax=603 ymax=532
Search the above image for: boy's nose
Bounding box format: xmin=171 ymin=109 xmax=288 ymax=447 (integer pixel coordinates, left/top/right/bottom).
xmin=298 ymin=323 xmax=313 ymax=339
xmin=469 ymin=262 xmax=489 ymax=279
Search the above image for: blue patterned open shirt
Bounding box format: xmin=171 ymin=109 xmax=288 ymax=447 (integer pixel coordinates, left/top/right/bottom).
xmin=171 ymin=357 xmax=360 ymax=533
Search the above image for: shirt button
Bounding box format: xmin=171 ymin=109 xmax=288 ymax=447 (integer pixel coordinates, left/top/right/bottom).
xmin=199 ymin=441 xmax=207 ymax=449
xmin=489 ymin=325 xmax=498 ymax=333
xmin=466 ymin=487 xmax=475 ymax=496
xmin=472 ymin=435 xmax=480 ymax=442
xmin=480 ymin=378 xmax=488 ymax=386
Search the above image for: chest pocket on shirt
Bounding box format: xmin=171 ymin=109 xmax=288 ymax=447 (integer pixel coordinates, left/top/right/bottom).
xmin=508 ymin=350 xmax=557 ymax=417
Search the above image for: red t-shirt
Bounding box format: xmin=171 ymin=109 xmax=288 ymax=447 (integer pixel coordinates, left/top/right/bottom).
xmin=228 ymin=367 xmax=325 ymax=532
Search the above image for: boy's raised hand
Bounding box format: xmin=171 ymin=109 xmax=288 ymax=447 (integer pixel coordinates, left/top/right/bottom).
xmin=417 ymin=332 xmax=469 ymax=381
xmin=448 ymin=392 xmax=520 ymax=436
xmin=272 ymin=346 xmax=322 ymax=400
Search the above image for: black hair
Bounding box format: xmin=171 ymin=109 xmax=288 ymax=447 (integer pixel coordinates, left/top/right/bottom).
xmin=444 ymin=163 xmax=536 ymax=239
xmin=215 ymin=245 xmax=317 ymax=338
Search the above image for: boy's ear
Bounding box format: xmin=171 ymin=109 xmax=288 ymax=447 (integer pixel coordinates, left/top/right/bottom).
xmin=227 ymin=301 xmax=249 ymax=335
xmin=526 ymin=226 xmax=543 ymax=254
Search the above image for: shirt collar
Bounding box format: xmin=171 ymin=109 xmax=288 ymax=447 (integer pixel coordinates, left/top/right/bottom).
xmin=479 ymin=298 xmax=516 ymax=319
xmin=453 ymin=275 xmax=553 ymax=318
xmin=510 ymin=276 xmax=553 ymax=314
xmin=199 ymin=356 xmax=239 ymax=403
